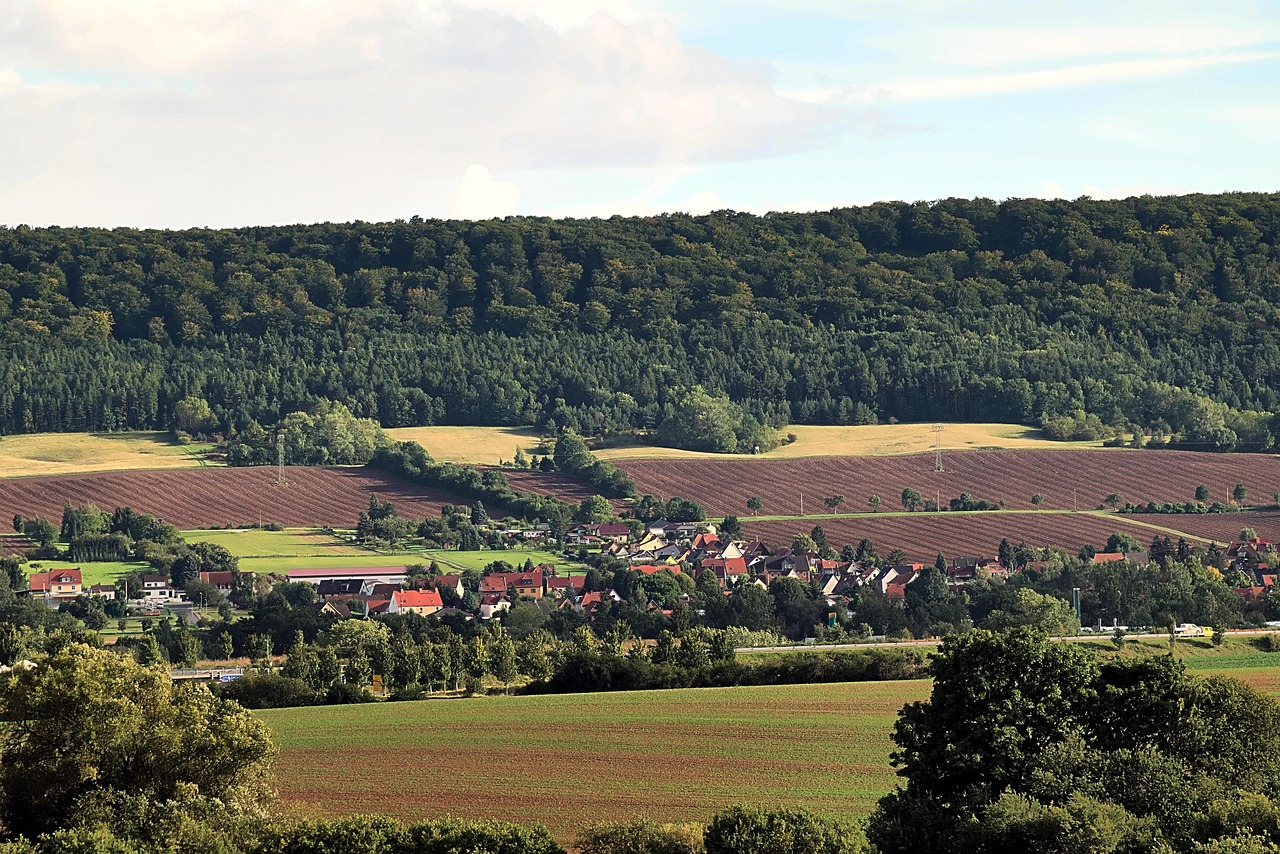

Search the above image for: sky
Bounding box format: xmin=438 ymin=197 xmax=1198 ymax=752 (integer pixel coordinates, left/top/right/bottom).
xmin=2 ymin=0 xmax=1279 ymax=227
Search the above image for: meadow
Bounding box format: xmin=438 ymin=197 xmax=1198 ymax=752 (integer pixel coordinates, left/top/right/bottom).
xmin=384 ymin=426 xmax=544 ymax=465
xmin=0 ymin=431 xmax=215 ymax=477
xmin=261 ymin=679 xmax=929 ymax=843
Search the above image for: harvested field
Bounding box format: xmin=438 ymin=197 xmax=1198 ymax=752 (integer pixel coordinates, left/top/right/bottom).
xmin=261 ymin=680 xmax=928 ymax=844
xmin=596 ymin=422 xmax=1103 ymax=460
xmin=619 ymin=449 xmax=1280 ymax=517
xmin=0 ymin=431 xmax=215 ymax=476
xmin=0 ymin=536 xmax=33 ymax=557
xmin=0 ymin=467 xmax=464 ymax=529
xmin=385 ymin=426 xmax=542 ymax=464
xmin=1116 ymin=510 xmax=1280 ymax=545
xmin=741 ymin=511 xmax=1183 ymax=563
xmin=490 ymin=467 xmax=626 ymax=510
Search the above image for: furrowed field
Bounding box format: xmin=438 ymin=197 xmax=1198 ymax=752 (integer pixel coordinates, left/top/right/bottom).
xmin=260 ymin=680 xmax=930 ymax=843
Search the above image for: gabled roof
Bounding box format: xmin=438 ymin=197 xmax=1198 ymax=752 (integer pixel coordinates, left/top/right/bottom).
xmin=393 ymin=589 xmax=443 ymax=609
xmin=49 ymin=568 xmax=82 ymax=585
xmin=633 ymin=564 xmax=682 ymax=576
xmin=596 ymin=522 xmax=632 ymax=537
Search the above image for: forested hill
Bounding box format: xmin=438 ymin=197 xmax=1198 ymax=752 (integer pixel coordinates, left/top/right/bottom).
xmin=2 ymin=192 xmax=1280 ymax=444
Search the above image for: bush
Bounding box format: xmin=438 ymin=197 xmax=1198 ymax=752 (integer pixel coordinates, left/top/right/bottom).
xmin=703 ymin=806 xmax=868 ymax=854
xmin=577 ymin=819 xmax=703 ymax=854
xmin=216 ymin=674 xmax=318 ymax=709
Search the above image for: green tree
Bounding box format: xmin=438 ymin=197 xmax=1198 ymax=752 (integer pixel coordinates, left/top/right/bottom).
xmin=869 ymin=494 xmax=882 ymax=512
xmin=488 ymin=626 xmax=518 ymax=694
xmin=1031 ymin=493 xmax=1044 ymax=506
xmin=901 ymin=488 xmax=923 ymax=512
xmin=746 ymin=496 xmax=763 ymax=515
xmin=824 ymin=495 xmax=844 ymax=511
xmin=1196 ymin=484 xmax=1212 ymax=502
xmin=0 ymin=643 xmax=275 ymax=838
xmin=705 ymin=806 xmax=868 ymax=854
xmin=173 ymin=396 xmax=217 ymax=435
xmin=1104 ymin=492 xmax=1124 ymax=511
xmin=1234 ymin=482 xmax=1249 ymax=504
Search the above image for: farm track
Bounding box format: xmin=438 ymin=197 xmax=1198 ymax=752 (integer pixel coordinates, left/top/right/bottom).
xmin=0 ymin=467 xmax=466 ymax=529
xmin=618 ymin=448 xmax=1280 ymax=518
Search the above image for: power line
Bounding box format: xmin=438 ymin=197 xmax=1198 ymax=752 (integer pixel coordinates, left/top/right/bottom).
xmin=932 ymin=423 xmax=944 ymax=472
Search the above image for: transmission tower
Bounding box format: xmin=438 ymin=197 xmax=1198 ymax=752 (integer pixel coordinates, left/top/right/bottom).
xmin=932 ymin=423 xmax=944 ymax=472
xmin=276 ymin=433 xmax=287 ymax=487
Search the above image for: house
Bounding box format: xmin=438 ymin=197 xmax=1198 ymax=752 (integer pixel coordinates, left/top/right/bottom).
xmin=633 ymin=564 xmax=682 ymax=576
xmin=480 ymin=593 xmax=510 ymax=620
xmin=315 ymin=600 xmax=353 ymax=618
xmin=425 ymin=574 xmax=465 ymax=599
xmin=317 ymin=579 xmax=365 ymax=600
xmin=699 ymin=556 xmax=747 ymax=584
xmin=885 ymin=570 xmax=919 ymax=600
xmin=142 ymin=574 xmax=169 ymax=592
xmin=198 ymin=571 xmax=234 ymax=590
xmin=595 ymin=522 xmax=632 ymax=544
xmin=545 ymin=575 xmax=587 ymax=598
xmin=28 ymin=568 xmax=83 ymax=598
xmin=481 ymin=569 xmax=544 ymax=599
xmin=88 ymin=583 xmax=116 ymax=600
xmin=388 ymin=588 xmax=443 ymax=616
xmin=286 ymin=566 xmax=409 ymax=586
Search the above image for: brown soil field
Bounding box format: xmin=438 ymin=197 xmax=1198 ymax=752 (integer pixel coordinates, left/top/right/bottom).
xmin=740 ymin=512 xmax=1196 ymax=564
xmin=491 ymin=467 xmax=627 ymax=511
xmin=1119 ymin=510 xmax=1280 ymax=545
xmin=0 ymin=467 xmax=464 ymax=529
xmin=618 ymin=449 xmax=1280 ymax=517
xmin=0 ymin=536 xmax=34 ymax=557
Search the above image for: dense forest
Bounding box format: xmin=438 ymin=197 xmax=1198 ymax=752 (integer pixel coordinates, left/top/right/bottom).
xmin=3 ymin=192 xmax=1280 ymax=446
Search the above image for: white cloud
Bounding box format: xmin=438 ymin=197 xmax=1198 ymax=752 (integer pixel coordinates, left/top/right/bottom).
xmin=888 ymin=23 xmax=1273 ymax=68
xmin=452 ymin=164 xmax=520 ymax=218
xmin=803 ymin=51 xmax=1277 ymax=104
xmin=0 ymin=0 xmax=840 ymax=226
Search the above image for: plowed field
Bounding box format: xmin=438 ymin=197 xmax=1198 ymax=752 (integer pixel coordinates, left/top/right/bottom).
xmin=260 ymin=680 xmax=930 ymax=844
xmin=0 ymin=467 xmax=464 ymax=529
xmin=1113 ymin=510 xmax=1280 ymax=545
xmin=619 ymin=449 xmax=1280 ymax=517
xmin=741 ymin=512 xmax=1176 ymax=563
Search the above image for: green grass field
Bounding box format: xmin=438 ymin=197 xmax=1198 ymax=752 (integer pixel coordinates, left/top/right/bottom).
xmin=261 ymin=679 xmax=929 ymax=843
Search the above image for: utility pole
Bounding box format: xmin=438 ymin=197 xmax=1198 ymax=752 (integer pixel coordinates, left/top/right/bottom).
xmin=799 ymin=492 xmax=804 ymax=516
xmin=932 ymin=423 xmax=944 ymax=472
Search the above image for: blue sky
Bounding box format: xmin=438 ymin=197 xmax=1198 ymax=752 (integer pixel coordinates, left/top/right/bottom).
xmin=2 ymin=0 xmax=1278 ymax=226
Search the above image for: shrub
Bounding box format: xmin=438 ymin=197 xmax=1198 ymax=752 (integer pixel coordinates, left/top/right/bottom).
xmin=703 ymin=806 xmax=868 ymax=854
xmin=577 ymin=819 xmax=703 ymax=854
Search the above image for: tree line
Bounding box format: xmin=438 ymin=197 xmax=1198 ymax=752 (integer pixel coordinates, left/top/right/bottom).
xmin=2 ymin=193 xmax=1280 ymax=446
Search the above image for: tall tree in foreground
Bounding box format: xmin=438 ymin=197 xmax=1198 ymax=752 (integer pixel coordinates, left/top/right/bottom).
xmin=0 ymin=643 xmax=276 ymax=839
xmin=869 ymin=628 xmax=1280 ymax=853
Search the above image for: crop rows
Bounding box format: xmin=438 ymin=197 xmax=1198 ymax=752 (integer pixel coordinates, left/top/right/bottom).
xmin=618 ymin=449 xmax=1280 ymax=517
xmin=0 ymin=467 xmax=461 ymax=529
xmin=259 ymin=680 xmax=929 ymax=844
xmin=740 ymin=512 xmax=1188 ymax=564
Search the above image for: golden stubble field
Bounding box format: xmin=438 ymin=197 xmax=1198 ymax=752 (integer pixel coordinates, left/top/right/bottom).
xmin=0 ymin=431 xmax=213 ymax=477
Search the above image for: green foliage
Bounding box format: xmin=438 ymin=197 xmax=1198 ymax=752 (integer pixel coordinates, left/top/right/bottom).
xmin=0 ymin=643 xmax=275 ymax=838
xmin=703 ymin=806 xmax=868 ymax=854
xmin=868 ymin=628 xmax=1280 ymax=854
xmin=576 ymin=819 xmax=702 ymax=854
xmin=656 ymin=386 xmax=777 ymax=454
xmin=6 ymin=195 xmax=1280 ymax=443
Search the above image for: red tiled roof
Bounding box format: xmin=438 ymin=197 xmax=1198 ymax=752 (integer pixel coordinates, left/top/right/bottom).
xmin=393 ymin=589 xmax=443 ymax=609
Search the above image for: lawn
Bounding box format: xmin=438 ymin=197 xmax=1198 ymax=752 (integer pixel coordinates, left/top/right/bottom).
xmin=260 ymin=679 xmax=929 ymax=844
xmin=0 ymin=431 xmax=218 ymax=477
xmin=383 ymin=426 xmax=543 ymax=465
xmin=182 ymin=528 xmax=368 ymax=558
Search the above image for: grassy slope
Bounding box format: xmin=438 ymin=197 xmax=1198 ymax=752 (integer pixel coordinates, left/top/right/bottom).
xmin=0 ymin=432 xmax=217 ymax=477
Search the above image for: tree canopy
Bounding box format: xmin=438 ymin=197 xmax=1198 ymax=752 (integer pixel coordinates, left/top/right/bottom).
xmin=868 ymin=628 xmax=1280 ymax=853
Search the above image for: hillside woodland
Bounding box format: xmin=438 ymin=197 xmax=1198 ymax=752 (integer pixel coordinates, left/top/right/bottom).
xmin=1 ymin=193 xmax=1280 ymax=449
